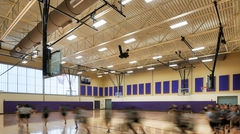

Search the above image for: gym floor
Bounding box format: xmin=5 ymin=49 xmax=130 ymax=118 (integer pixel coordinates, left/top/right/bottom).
xmin=0 ymin=110 xmax=239 ymax=134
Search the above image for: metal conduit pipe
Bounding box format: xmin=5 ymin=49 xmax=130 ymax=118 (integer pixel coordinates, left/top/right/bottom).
xmin=10 ymin=0 xmax=98 ymax=58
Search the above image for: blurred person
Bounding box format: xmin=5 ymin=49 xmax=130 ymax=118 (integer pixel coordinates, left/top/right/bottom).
xmin=59 ymin=105 xmax=68 ymax=124
xmin=125 ymin=107 xmax=146 ymax=134
xmin=215 ymin=103 xmax=220 ymax=111
xmin=79 ymin=108 xmax=91 ymax=134
xmin=208 ymin=107 xmax=221 ymax=131
xmin=42 ymin=106 xmax=50 ymax=126
xmin=219 ymin=104 xmax=229 ymax=134
xmin=227 ymin=105 xmax=240 ymax=133
xmin=73 ymin=107 xmax=81 ymax=129
xmin=24 ymin=104 xmax=33 ymax=127
xmin=105 ymin=109 xmax=112 ymax=133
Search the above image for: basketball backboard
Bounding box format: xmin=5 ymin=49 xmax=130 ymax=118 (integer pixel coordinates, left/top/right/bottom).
xmin=178 ymin=88 xmax=190 ymax=96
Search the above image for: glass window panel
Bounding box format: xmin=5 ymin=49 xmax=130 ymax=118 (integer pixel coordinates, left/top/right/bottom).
xmin=27 ymin=84 xmax=35 ymax=93
xmin=8 ymin=66 xmax=17 ymax=75
xmin=36 ymin=70 xmax=42 ymax=77
xmin=8 ymin=74 xmax=17 ymax=84
xmin=27 ymin=68 xmax=35 ymax=77
xmin=18 ymin=76 xmax=27 ymax=86
xmin=36 ymin=85 xmax=43 ymax=94
xmin=18 ymin=84 xmax=26 ymax=93
xmin=51 ymin=86 xmax=57 ymax=94
xmin=18 ymin=67 xmax=26 ymax=76
xmin=36 ymin=77 xmax=43 ymax=86
xmin=27 ymin=77 xmax=35 ymax=85
xmin=8 ymin=83 xmax=17 ymax=92
xmin=0 ymin=82 xmax=7 ymax=92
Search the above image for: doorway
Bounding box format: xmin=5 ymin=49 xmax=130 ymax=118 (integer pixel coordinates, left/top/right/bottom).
xmin=217 ymin=96 xmax=238 ymax=105
xmin=94 ymin=101 xmax=100 ymax=109
xmin=105 ymin=99 xmax=112 ymax=109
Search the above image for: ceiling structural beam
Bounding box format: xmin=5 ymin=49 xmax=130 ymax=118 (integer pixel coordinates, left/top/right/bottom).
xmin=174 ymin=50 xmax=195 ymax=68
xmin=157 ymin=59 xmax=176 ymax=71
xmin=181 ymin=36 xmax=211 ymax=72
xmin=0 ymin=0 xmax=36 ymax=40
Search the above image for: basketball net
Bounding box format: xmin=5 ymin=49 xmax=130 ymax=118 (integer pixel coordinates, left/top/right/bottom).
xmin=201 ymin=86 xmax=207 ymax=92
xmin=57 ymin=74 xmax=66 ymax=85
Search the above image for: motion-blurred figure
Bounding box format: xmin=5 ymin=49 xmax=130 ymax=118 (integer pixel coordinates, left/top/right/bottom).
xmin=73 ymin=107 xmax=81 ymax=129
xmin=59 ymin=105 xmax=68 ymax=124
xmin=105 ymin=109 xmax=112 ymax=133
xmin=79 ymin=108 xmax=91 ymax=134
xmin=42 ymin=106 xmax=50 ymax=126
xmin=125 ymin=107 xmax=146 ymax=134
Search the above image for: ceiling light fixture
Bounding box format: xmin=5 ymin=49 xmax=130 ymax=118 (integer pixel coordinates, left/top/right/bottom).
xmin=67 ymin=35 xmax=77 ymax=40
xmin=121 ymin=0 xmax=132 ymax=5
xmin=77 ymin=71 xmax=82 ymax=74
xmin=137 ymin=66 xmax=143 ymax=69
xmin=32 ymin=54 xmax=38 ymax=58
xmin=145 ymin=0 xmax=153 ymax=3
xmin=107 ymin=65 xmax=113 ymax=68
xmin=192 ymin=46 xmax=205 ymax=51
xmin=104 ymin=71 xmax=109 ymax=74
xmin=169 ymin=64 xmax=178 ymax=67
xmin=75 ymin=56 xmax=83 ymax=59
xmin=61 ymin=61 xmax=66 ymax=64
xmin=22 ymin=60 xmax=28 ymax=64
xmin=91 ymin=68 xmax=97 ymax=71
xmin=93 ymin=19 xmax=107 ymax=28
xmin=110 ymin=70 xmax=116 ymax=73
xmin=202 ymin=59 xmax=212 ymax=62
xmin=170 ymin=21 xmax=188 ymax=29
xmin=124 ymin=38 xmax=136 ymax=44
xmin=188 ymin=57 xmax=198 ymax=60
xmin=98 ymin=47 xmax=107 ymax=52
xmin=48 ymin=47 xmax=53 ymax=50
xmin=129 ymin=60 xmax=137 ymax=64
xmin=152 ymin=55 xmax=162 ymax=59
xmin=127 ymin=70 xmax=133 ymax=73
xmin=98 ymin=75 xmax=102 ymax=78
xmin=147 ymin=67 xmax=155 ymax=70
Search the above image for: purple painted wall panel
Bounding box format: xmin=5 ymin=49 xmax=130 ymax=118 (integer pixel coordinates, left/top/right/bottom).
xmin=4 ymin=101 xmax=93 ymax=114
xmin=112 ymin=101 xmax=216 ymax=113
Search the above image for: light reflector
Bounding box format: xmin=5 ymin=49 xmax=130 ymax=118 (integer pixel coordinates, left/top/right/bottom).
xmin=91 ymin=68 xmax=97 ymax=71
xmin=129 ymin=60 xmax=137 ymax=64
xmin=188 ymin=57 xmax=198 ymax=60
xmin=137 ymin=66 xmax=143 ymax=69
xmin=169 ymin=64 xmax=178 ymax=67
xmin=93 ymin=19 xmax=107 ymax=28
xmin=107 ymin=65 xmax=113 ymax=68
xmin=75 ymin=56 xmax=82 ymax=59
xmin=127 ymin=70 xmax=133 ymax=73
xmin=145 ymin=0 xmax=153 ymax=3
xmin=67 ymin=35 xmax=77 ymax=40
xmin=22 ymin=60 xmax=27 ymax=64
xmin=61 ymin=61 xmax=66 ymax=64
xmin=124 ymin=38 xmax=136 ymax=44
xmin=77 ymin=71 xmax=82 ymax=74
xmin=170 ymin=21 xmax=188 ymax=29
xmin=147 ymin=67 xmax=155 ymax=70
xmin=202 ymin=59 xmax=212 ymax=62
xmin=152 ymin=55 xmax=162 ymax=59
xmin=121 ymin=0 xmax=132 ymax=5
xmin=98 ymin=47 xmax=107 ymax=52
xmin=192 ymin=46 xmax=205 ymax=51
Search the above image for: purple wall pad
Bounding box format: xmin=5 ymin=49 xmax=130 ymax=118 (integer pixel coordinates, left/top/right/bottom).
xmin=4 ymin=101 xmax=93 ymax=114
xmin=112 ymin=101 xmax=216 ymax=113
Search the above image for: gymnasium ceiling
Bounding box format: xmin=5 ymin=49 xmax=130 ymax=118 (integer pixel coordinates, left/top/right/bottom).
xmin=0 ymin=0 xmax=240 ymax=75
